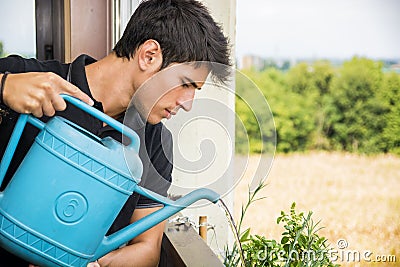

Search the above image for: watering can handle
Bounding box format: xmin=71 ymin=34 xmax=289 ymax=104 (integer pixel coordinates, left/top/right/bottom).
xmin=60 ymin=94 xmax=140 ymax=149
xmin=0 ymin=94 xmax=140 ymax=187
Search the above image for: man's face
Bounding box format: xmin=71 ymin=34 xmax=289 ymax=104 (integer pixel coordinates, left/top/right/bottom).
xmin=133 ymin=63 xmax=210 ymax=124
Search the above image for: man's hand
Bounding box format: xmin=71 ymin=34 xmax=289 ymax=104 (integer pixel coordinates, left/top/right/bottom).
xmin=87 ymin=261 xmax=101 ymax=267
xmin=29 ymin=261 xmax=100 ymax=267
xmin=2 ymin=72 xmax=94 ymax=117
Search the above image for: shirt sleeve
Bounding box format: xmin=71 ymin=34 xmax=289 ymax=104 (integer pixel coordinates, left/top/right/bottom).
xmin=0 ymin=54 xmax=67 ymax=74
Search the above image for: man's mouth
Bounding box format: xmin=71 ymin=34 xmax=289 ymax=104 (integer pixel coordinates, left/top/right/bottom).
xmin=165 ymin=106 xmax=180 ymax=119
xmin=165 ymin=109 xmax=172 ymax=119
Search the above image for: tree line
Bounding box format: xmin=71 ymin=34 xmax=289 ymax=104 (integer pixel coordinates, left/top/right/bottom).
xmin=236 ymin=56 xmax=400 ymax=155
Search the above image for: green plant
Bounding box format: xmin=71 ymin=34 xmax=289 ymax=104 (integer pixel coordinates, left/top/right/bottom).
xmin=223 ymin=183 xmax=339 ymax=267
xmin=276 ymin=203 xmax=339 ymax=267
xmin=223 ymin=182 xmax=268 ymax=267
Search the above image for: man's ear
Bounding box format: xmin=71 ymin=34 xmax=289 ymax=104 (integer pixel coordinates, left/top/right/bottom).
xmin=137 ymin=39 xmax=163 ymax=72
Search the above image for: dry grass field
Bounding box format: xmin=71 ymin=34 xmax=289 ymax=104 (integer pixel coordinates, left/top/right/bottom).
xmin=233 ymin=151 xmax=400 ymax=266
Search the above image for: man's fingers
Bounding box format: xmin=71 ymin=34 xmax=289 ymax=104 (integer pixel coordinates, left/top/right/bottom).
xmin=31 ymin=108 xmax=43 ymax=118
xmin=42 ymin=99 xmax=56 ymax=117
xmin=23 ymin=98 xmax=43 ymax=118
xmin=3 ymin=72 xmax=94 ymax=118
xmin=58 ymin=78 xmax=94 ymax=106
xmin=87 ymin=262 xmax=101 ymax=267
xmin=51 ymin=94 xmax=67 ymax=112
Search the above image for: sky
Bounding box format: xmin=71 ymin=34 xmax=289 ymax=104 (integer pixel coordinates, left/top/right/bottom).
xmin=0 ymin=0 xmax=36 ymax=57
xmin=0 ymin=0 xmax=399 ymax=61
xmin=235 ymin=0 xmax=400 ymax=61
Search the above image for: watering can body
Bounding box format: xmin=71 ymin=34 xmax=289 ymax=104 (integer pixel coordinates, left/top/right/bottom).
xmin=0 ymin=95 xmax=219 ymax=267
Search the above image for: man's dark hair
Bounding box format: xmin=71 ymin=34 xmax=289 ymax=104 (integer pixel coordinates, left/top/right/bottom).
xmin=113 ymin=0 xmax=232 ymax=84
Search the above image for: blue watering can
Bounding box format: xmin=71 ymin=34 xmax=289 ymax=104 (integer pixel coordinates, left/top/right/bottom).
xmin=0 ymin=94 xmax=219 ymax=267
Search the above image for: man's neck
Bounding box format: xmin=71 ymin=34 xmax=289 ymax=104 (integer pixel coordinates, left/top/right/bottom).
xmin=85 ymin=53 xmax=136 ymax=118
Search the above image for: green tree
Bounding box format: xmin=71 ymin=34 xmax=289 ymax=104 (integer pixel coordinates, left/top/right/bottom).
xmin=307 ymin=61 xmax=335 ymax=150
xmin=325 ymin=57 xmax=387 ymax=153
xmin=283 ymin=61 xmax=335 ymax=151
xmin=271 ymin=87 xmax=315 ymax=152
xmin=235 ymin=69 xmax=276 ymax=154
xmin=380 ymin=72 xmax=400 ymax=155
xmin=286 ymin=62 xmax=313 ymax=94
xmin=249 ymin=68 xmax=316 ymax=153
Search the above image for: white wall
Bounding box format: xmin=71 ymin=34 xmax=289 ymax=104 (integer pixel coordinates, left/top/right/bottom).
xmin=164 ymin=0 xmax=237 ymax=258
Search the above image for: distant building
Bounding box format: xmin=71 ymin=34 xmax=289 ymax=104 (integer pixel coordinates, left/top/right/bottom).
xmin=241 ymin=54 xmax=265 ymax=70
xmin=390 ymin=63 xmax=400 ymax=74
xmin=241 ymin=54 xmax=294 ymax=71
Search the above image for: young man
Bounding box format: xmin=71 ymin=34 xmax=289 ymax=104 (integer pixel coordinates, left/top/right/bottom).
xmin=0 ymin=0 xmax=231 ymax=266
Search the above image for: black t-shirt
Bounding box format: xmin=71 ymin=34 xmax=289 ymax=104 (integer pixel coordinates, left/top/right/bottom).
xmin=0 ymin=54 xmax=173 ymax=265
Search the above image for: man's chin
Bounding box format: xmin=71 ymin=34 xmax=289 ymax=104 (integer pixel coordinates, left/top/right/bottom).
xmin=146 ymin=116 xmax=162 ymax=125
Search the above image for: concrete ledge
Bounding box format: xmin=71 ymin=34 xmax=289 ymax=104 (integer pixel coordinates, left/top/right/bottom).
xmin=159 ymin=218 xmax=224 ymax=267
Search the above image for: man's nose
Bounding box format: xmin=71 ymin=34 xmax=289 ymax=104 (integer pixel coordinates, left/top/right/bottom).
xmin=177 ymin=90 xmax=195 ymax=112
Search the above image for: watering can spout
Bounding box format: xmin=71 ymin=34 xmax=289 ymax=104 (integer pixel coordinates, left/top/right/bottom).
xmin=93 ymin=187 xmax=220 ymax=259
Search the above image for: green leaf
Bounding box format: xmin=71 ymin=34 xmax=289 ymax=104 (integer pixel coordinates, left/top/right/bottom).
xmin=240 ymin=228 xmax=251 ymax=242
xmin=281 ymin=236 xmax=289 ymax=244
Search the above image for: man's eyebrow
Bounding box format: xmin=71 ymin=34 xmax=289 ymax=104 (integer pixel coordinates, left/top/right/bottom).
xmin=184 ymin=76 xmax=201 ymax=89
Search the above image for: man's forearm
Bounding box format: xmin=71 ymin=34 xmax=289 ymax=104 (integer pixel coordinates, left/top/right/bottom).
xmin=87 ymin=204 xmax=166 ymax=267
xmin=98 ymin=241 xmax=161 ymax=267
